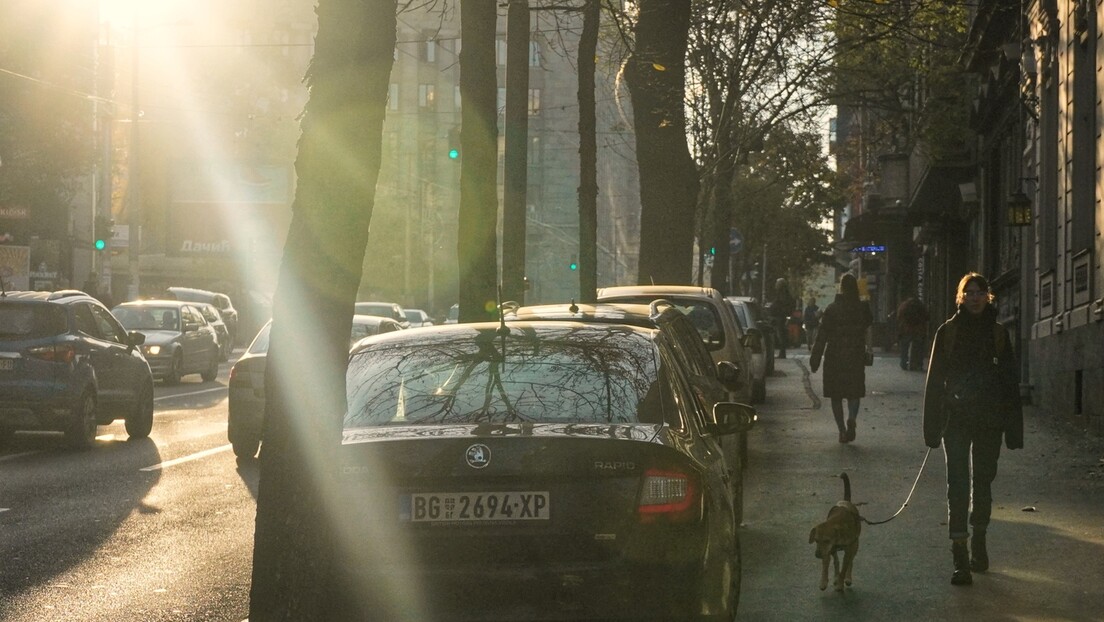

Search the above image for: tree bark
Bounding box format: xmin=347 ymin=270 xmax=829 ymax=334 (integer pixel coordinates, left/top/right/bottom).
xmin=248 ymin=0 xmax=395 ymax=619
xmin=625 ymin=0 xmax=698 ymax=285
xmin=457 ymin=0 xmax=501 ymax=322
xmin=578 ymin=0 xmax=600 ymax=300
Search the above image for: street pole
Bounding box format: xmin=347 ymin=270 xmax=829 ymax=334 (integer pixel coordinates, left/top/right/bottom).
xmin=127 ymin=9 xmax=141 ymax=300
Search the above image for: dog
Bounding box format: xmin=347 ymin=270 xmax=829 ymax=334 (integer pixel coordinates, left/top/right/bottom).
xmin=808 ymin=472 xmax=862 ymax=592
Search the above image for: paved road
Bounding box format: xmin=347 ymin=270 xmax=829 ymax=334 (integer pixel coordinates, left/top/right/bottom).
xmin=0 ymin=357 xmax=255 ymax=622
xmin=738 ymin=352 xmax=1104 ymax=621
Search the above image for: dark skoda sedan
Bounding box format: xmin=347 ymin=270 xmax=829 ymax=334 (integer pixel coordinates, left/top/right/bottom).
xmin=336 ymin=321 xmax=754 ymax=621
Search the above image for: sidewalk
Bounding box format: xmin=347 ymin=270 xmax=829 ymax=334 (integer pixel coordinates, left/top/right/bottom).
xmin=736 ymin=352 xmax=1104 ymax=621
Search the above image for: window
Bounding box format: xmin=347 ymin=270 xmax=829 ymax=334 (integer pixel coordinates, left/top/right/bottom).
xmin=529 ymin=40 xmax=541 ymax=66
xmin=418 ymin=84 xmax=436 ymax=109
xmin=423 ymin=39 xmax=437 ymax=63
xmin=528 ymin=88 xmax=541 ymax=116
xmin=496 ymin=37 xmax=507 ymax=66
xmin=388 ymin=83 xmax=400 ymax=111
xmin=529 ymin=136 xmax=541 ymax=165
xmin=497 ymin=87 xmax=506 ymax=113
xmin=73 ymin=304 xmax=100 ymax=339
xmin=454 ymin=85 xmax=461 ymax=110
xmin=89 ymin=305 xmax=125 ymax=344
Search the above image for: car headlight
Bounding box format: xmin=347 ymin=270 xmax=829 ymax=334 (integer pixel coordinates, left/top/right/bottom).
xmin=146 ymin=345 xmax=162 ymax=356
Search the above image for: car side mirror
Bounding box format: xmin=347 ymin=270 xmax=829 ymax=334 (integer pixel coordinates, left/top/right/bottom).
xmin=127 ymin=331 xmax=146 ymax=347
xmin=707 ymin=402 xmax=757 ymax=436
xmin=716 ymin=360 xmax=741 ymax=389
xmin=183 ymin=321 xmax=198 ymax=333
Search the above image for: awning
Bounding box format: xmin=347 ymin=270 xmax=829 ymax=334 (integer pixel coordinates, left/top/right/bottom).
xmin=906 ymin=164 xmax=975 ymax=226
xmin=841 ymin=210 xmax=908 ymax=245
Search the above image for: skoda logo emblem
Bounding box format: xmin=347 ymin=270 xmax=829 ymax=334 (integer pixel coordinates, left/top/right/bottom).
xmin=465 ymin=443 xmax=491 ymax=469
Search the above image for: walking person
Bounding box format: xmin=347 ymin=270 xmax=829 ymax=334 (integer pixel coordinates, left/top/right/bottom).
xmin=770 ymin=278 xmax=795 ymax=359
xmin=809 ymin=273 xmax=872 ymax=443
xmin=802 ymin=297 xmax=820 ymax=350
xmin=923 ymin=272 xmax=1023 ymax=586
xmin=896 ymin=294 xmax=929 ymax=371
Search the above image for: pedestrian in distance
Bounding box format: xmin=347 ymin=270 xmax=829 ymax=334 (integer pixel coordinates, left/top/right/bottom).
xmin=809 ymin=273 xmax=873 ymax=444
xmin=770 ymin=278 xmax=795 ymax=359
xmin=923 ymin=272 xmax=1023 ymax=587
xmin=803 ymin=296 xmax=821 ymax=351
xmin=896 ymin=294 xmax=929 ymax=371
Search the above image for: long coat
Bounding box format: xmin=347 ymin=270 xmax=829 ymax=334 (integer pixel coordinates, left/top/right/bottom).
xmin=810 ymin=296 xmax=872 ymax=399
xmin=922 ymin=305 xmax=1024 ymax=449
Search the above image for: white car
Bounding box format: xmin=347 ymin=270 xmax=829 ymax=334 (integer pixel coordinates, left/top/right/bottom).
xmin=596 ymin=285 xmax=754 ymax=405
xmin=403 ymin=308 xmax=434 ymax=328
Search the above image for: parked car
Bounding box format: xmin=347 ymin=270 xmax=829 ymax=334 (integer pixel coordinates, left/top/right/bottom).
xmin=194 ymin=302 xmax=231 ymax=361
xmin=228 ymin=314 xmax=404 ymax=459
xmin=596 ymin=285 xmax=754 ymax=404
xmin=729 ymin=296 xmax=775 ymax=374
xmin=354 ymin=301 xmax=410 ymax=329
xmin=726 ymin=298 xmax=769 ymax=403
xmin=337 ymin=321 xmax=755 ymax=619
xmin=505 ymin=300 xmax=754 ymax=524
xmin=0 ymin=290 xmax=154 ymax=448
xmin=112 ymin=300 xmax=220 ymax=385
xmin=403 ymin=308 xmax=434 ymax=328
xmin=163 ymin=286 xmax=239 ymax=347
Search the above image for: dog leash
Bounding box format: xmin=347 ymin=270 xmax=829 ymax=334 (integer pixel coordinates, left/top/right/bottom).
xmin=860 ymin=447 xmax=935 ymax=526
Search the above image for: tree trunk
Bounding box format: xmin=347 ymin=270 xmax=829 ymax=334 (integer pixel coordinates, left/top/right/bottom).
xmin=625 ymin=0 xmax=698 ymax=285
xmin=457 ymin=0 xmax=500 ymax=322
xmin=578 ymin=0 xmax=600 ymax=301
xmin=502 ymin=0 xmax=529 ymax=305
xmin=710 ymin=142 xmax=735 ymax=295
xmin=248 ymin=0 xmax=395 ymax=619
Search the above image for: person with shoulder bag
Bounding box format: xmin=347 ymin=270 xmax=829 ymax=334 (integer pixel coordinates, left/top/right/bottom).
xmin=922 ymin=272 xmax=1023 ymax=587
xmin=810 ymin=273 xmax=873 ymax=444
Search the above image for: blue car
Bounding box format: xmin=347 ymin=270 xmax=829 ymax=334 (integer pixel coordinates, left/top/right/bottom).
xmin=0 ymin=290 xmax=154 ymax=449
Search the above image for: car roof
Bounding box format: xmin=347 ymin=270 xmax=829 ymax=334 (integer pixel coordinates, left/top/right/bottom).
xmin=597 ymin=285 xmax=723 ymax=301
xmin=0 ymin=290 xmax=94 ymax=303
xmin=350 ymin=319 xmax=656 ymax=353
xmin=115 ymin=299 xmax=193 ymax=309
xmin=506 ymin=301 xmax=683 ymax=329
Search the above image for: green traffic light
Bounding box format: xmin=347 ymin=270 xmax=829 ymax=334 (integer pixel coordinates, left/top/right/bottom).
xmin=709 ymin=246 xmax=716 ymax=255
xmin=94 ymin=239 xmax=106 ymax=251
xmin=448 ymin=148 xmax=460 ymax=159
xmin=569 ymin=261 xmax=577 ymax=271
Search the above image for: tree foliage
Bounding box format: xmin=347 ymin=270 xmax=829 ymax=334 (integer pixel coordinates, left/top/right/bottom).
xmin=0 ymin=0 xmax=96 ymax=236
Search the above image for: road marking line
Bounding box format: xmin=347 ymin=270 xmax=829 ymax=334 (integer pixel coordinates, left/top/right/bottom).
xmin=0 ymin=508 xmax=10 ymax=513
xmin=154 ymin=386 xmax=228 ymax=402
xmin=0 ymin=452 xmax=38 ymax=463
xmin=140 ymin=444 xmax=233 ymax=471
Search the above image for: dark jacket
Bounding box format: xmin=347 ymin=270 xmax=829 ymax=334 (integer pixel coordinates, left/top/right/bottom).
xmin=922 ymin=305 xmax=1024 ymax=449
xmin=810 ymin=296 xmax=872 ymax=399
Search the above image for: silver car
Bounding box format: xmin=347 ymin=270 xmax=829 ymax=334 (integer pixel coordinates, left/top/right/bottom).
xmin=726 ymin=297 xmax=768 ymax=403
xmin=113 ymin=300 xmax=220 ymax=385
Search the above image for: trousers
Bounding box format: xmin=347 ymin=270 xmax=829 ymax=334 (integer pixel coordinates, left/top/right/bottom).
xmin=942 ymin=420 xmax=1002 ymax=540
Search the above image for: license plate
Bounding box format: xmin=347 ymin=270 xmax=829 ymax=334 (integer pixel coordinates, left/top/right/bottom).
xmin=0 ymin=359 xmax=14 ymax=371
xmin=401 ymin=491 xmax=550 ymax=522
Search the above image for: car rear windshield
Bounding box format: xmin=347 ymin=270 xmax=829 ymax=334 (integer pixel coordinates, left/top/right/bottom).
xmin=345 ymin=328 xmax=673 ymax=427
xmin=354 ymin=303 xmax=397 ymax=318
xmin=0 ymin=303 xmax=67 ymax=339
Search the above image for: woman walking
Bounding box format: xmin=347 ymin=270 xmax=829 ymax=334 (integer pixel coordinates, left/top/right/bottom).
xmin=810 ymin=273 xmax=872 ymax=443
xmin=923 ymin=272 xmax=1023 ymax=586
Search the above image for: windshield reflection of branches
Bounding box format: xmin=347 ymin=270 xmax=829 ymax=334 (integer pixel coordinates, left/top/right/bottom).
xmin=344 ymin=330 xmax=658 ymax=426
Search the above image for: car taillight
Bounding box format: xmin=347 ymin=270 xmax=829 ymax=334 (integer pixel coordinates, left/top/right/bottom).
xmin=637 ymin=468 xmax=700 ymax=524
xmin=26 ymin=343 xmax=76 ymax=364
xmin=228 ymin=363 xmax=250 ymax=388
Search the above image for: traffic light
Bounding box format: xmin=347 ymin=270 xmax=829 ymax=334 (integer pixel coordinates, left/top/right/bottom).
xmin=447 ymin=127 xmax=461 ymax=161
xmin=94 ymin=216 xmax=114 ymax=252
xmin=709 ymin=246 xmax=716 ymax=256
xmin=569 ymin=254 xmax=578 ymax=271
